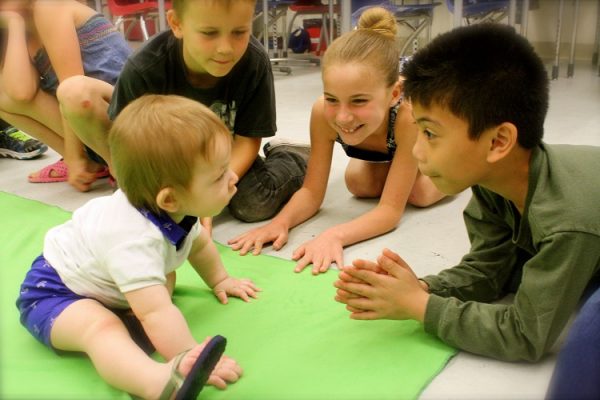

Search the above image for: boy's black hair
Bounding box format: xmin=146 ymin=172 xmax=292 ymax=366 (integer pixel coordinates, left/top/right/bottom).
xmin=403 ymin=23 xmax=549 ymax=149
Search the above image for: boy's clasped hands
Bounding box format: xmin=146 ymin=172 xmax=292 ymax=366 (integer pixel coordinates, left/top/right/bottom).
xmin=334 ymin=248 xmax=430 ymax=322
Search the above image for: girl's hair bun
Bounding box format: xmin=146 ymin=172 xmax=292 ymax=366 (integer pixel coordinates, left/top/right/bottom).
xmin=357 ymin=6 xmax=397 ymax=38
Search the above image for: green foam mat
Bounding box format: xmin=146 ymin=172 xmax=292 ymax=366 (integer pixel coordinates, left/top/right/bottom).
xmin=0 ymin=191 xmax=456 ymax=399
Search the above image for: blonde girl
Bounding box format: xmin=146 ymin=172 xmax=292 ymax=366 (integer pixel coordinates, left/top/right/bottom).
xmin=229 ymin=7 xmax=445 ymax=274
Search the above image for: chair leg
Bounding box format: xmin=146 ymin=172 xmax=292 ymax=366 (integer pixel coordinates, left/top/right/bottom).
xmin=114 ymin=15 xmax=124 ymax=36
xmin=139 ymin=15 xmax=149 ymax=41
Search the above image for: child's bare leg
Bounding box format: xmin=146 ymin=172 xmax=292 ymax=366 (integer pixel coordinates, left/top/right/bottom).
xmin=344 ymin=158 xmax=391 ymax=198
xmin=0 ymin=88 xmax=65 ymax=153
xmin=50 ymin=298 xmax=213 ymax=399
xmin=57 ymin=76 xmax=114 ymax=166
xmin=408 ymin=172 xmax=446 ymax=207
xmin=0 ymin=109 xmax=65 ymax=155
xmin=166 ymin=272 xmax=176 ymax=297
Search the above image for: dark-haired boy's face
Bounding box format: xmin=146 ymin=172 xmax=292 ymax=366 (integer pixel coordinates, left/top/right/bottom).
xmin=411 ymin=102 xmax=494 ymax=195
xmin=168 ymin=0 xmax=253 ymax=78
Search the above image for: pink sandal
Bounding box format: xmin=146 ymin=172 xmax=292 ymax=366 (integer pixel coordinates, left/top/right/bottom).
xmin=28 ymin=159 xmax=110 ymax=183
xmin=29 ymin=159 xmax=68 ymax=183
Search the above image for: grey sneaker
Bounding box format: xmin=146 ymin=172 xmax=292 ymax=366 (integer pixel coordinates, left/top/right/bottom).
xmin=263 ymin=138 xmax=311 ymax=161
xmin=0 ymin=127 xmax=48 ymax=160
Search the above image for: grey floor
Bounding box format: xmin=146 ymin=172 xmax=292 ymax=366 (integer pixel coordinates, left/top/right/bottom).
xmin=1 ymin=61 xmax=598 ymax=399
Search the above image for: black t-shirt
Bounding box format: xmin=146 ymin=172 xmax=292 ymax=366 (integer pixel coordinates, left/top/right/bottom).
xmin=108 ymin=31 xmax=276 ymax=137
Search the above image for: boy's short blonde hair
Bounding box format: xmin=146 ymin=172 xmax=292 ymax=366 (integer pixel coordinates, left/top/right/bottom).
xmin=109 ymin=94 xmax=231 ymax=214
xmin=172 ymin=0 xmax=256 ymax=17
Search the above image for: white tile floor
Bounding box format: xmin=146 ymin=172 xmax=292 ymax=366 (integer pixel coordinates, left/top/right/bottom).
xmin=1 ymin=61 xmax=598 ymax=399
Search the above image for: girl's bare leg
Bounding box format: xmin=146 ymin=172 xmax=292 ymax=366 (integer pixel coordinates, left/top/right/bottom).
xmin=0 ymin=85 xmax=106 ymax=186
xmin=408 ymin=172 xmax=446 ymax=207
xmin=57 ymin=76 xmax=114 ymax=166
xmin=0 ymin=88 xmax=65 ymax=154
xmin=344 ymin=158 xmax=391 ymax=198
xmin=0 ymin=109 xmax=65 ymax=155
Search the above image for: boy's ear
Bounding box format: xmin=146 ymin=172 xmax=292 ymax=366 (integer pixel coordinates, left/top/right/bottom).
xmin=167 ymin=9 xmax=183 ymax=39
xmin=486 ymin=122 xmax=518 ymax=164
xmin=389 ymin=79 xmax=403 ymax=106
xmin=156 ymin=187 xmax=180 ymax=214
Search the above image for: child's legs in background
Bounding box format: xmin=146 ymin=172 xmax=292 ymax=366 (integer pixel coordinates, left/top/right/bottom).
xmin=547 ymin=281 xmax=600 ymax=400
xmin=344 ymin=158 xmax=390 ymax=198
xmin=229 ymin=151 xmax=307 ymax=222
xmin=408 ymin=172 xmax=446 ymax=207
xmin=0 ymin=87 xmax=65 ymax=154
xmin=56 ymin=76 xmax=114 ymax=166
xmin=0 ymin=110 xmax=65 ymax=155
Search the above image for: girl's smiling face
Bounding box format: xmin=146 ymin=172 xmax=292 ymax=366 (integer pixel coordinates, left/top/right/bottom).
xmin=322 ymin=62 xmax=401 ymax=146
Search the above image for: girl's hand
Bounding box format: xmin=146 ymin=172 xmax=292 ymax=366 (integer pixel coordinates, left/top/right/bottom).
xmin=212 ymin=277 xmax=260 ymax=304
xmin=65 ymin=156 xmax=101 ymax=192
xmin=228 ymin=221 xmax=289 ymax=256
xmin=292 ymin=229 xmax=344 ymax=275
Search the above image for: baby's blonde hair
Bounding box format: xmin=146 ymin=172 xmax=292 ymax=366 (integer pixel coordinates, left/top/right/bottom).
xmin=323 ymin=7 xmax=399 ymax=87
xmin=109 ymin=95 xmax=231 ymax=214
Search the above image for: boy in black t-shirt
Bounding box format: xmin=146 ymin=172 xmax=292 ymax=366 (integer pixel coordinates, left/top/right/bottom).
xmin=57 ymin=0 xmax=308 ymax=227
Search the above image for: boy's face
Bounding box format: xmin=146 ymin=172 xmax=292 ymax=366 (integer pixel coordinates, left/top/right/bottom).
xmin=169 ymin=0 xmax=254 ymax=77
xmin=322 ymin=63 xmax=400 ymax=146
xmin=178 ymin=136 xmax=238 ymax=218
xmin=411 ymin=102 xmax=494 ymax=195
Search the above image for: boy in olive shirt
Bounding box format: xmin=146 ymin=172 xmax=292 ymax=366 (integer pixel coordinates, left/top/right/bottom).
xmin=334 ymin=24 xmax=600 ymax=362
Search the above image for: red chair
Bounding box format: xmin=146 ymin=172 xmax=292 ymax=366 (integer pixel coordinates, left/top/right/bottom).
xmin=106 ymin=0 xmax=172 ymax=41
xmin=288 ymin=1 xmax=340 ymax=56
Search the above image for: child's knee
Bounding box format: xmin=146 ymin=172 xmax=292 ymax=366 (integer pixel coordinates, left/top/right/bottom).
xmin=345 ymin=171 xmax=382 ymax=198
xmin=57 ymin=76 xmax=95 ymax=116
xmin=408 ymin=186 xmax=438 ymax=208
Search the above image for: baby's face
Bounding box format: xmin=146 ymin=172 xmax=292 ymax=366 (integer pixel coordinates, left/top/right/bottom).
xmin=177 ymin=136 xmax=238 ymax=218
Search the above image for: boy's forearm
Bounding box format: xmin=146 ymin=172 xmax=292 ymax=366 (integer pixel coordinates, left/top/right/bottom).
xmin=230 ymin=135 xmax=260 ymax=178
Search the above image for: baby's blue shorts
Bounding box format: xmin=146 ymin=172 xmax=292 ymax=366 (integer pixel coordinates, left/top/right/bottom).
xmin=16 ymin=255 xmax=86 ymax=349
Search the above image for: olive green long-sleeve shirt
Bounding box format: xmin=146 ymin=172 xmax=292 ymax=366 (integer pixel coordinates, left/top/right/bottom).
xmin=422 ymin=144 xmax=600 ymax=362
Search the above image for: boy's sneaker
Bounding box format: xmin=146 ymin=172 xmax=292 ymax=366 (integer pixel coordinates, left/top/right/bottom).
xmin=263 ymin=138 xmax=311 ymax=162
xmin=0 ymin=127 xmax=48 ymax=160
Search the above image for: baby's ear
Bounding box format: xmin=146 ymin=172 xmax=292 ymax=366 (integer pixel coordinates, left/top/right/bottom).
xmin=156 ymin=187 xmax=180 ymax=213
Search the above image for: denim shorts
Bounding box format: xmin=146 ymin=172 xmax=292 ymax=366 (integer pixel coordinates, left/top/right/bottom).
xmin=34 ymin=14 xmax=131 ymax=94
xmin=16 ymin=255 xmax=87 ymax=349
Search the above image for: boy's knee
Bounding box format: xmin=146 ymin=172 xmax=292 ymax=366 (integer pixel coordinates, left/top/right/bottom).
xmin=228 ymin=197 xmax=278 ymax=222
xmin=56 ymin=76 xmax=95 ymax=116
xmin=228 ymin=188 xmax=281 ymax=222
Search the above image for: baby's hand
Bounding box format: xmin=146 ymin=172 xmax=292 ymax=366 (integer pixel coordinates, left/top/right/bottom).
xmin=212 ymin=277 xmax=260 ymax=304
